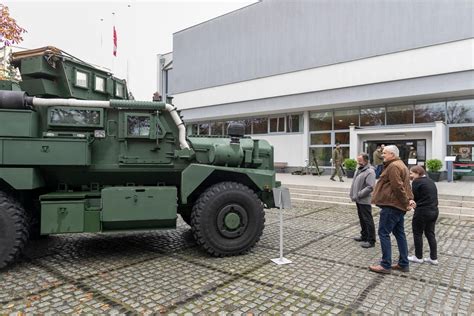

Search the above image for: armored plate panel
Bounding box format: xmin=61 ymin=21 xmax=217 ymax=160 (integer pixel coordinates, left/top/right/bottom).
xmin=102 ymin=186 xmax=177 ymax=222
xmin=2 ymin=138 xmax=90 ymax=165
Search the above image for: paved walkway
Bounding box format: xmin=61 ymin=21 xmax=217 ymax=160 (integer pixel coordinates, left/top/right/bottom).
xmin=1 ymin=201 xmax=472 ymax=314
xmin=277 ymin=173 xmax=474 ymax=197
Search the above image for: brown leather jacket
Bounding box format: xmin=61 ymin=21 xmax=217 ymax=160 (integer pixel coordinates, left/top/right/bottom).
xmin=372 ymin=158 xmax=413 ymax=212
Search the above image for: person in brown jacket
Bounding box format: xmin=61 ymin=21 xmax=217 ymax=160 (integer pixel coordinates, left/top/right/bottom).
xmin=369 ymin=145 xmax=415 ymax=274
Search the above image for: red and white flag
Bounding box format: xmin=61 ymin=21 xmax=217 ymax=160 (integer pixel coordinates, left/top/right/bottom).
xmin=113 ymin=26 xmax=117 ymax=56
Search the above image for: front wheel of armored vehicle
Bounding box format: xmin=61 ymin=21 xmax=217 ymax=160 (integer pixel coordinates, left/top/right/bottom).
xmin=0 ymin=191 xmax=29 ymax=269
xmin=191 ymin=182 xmax=265 ymax=256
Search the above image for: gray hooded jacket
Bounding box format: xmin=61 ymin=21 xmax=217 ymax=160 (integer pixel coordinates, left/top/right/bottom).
xmin=349 ymin=163 xmax=376 ymax=205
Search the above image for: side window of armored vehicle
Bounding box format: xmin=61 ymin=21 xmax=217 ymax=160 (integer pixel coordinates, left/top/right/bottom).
xmin=94 ymin=76 xmax=106 ymax=93
xmin=75 ymin=70 xmax=89 ymax=89
xmin=115 ymin=82 xmax=124 ymax=98
xmin=127 ymin=115 xmax=150 ymax=136
xmin=48 ymin=107 xmax=103 ymax=127
xmin=125 ymin=114 xmax=163 ymax=138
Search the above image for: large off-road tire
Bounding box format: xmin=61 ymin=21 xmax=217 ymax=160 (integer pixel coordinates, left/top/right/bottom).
xmin=191 ymin=182 xmax=265 ymax=256
xmin=0 ymin=191 xmax=29 ymax=269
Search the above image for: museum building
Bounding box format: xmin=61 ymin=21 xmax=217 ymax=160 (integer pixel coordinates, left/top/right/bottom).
xmin=157 ymin=0 xmax=474 ymax=171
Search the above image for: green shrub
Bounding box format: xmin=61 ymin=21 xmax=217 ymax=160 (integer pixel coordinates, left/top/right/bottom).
xmin=426 ymin=159 xmax=442 ymax=172
xmin=343 ymin=158 xmax=357 ymax=171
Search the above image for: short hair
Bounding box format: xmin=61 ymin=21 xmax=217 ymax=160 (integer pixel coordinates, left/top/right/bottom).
xmin=410 ymin=165 xmax=426 ymax=176
xmin=358 ymin=153 xmax=369 ymax=162
xmin=335 ymin=142 xmax=340 ymax=145
xmin=384 ymin=145 xmax=399 ymax=157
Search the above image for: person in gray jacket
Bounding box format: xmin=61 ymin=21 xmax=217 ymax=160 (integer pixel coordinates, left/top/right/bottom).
xmin=349 ymin=153 xmax=376 ymax=248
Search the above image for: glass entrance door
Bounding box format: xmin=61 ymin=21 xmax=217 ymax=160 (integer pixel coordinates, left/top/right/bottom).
xmin=363 ymin=139 xmax=426 ymax=166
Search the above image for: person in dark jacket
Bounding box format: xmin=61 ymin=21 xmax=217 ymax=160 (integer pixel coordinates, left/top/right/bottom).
xmin=408 ymin=165 xmax=439 ymax=265
xmin=349 ymin=153 xmax=376 ymax=248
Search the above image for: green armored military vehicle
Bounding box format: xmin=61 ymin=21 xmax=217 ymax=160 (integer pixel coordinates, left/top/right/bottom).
xmin=0 ymin=47 xmax=280 ymax=268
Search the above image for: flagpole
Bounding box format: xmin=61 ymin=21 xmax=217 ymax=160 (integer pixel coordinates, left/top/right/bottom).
xmin=112 ymin=12 xmax=116 ymax=74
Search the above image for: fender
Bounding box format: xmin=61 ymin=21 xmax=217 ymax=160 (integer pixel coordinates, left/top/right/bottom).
xmin=0 ymin=168 xmax=44 ymax=190
xmin=181 ymin=163 xmax=276 ymax=204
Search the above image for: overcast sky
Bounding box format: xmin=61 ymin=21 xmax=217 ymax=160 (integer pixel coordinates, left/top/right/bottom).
xmin=4 ymin=0 xmax=257 ymax=100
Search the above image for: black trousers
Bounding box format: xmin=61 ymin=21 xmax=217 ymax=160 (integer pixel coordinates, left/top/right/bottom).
xmin=356 ymin=203 xmax=376 ymax=244
xmin=412 ymin=212 xmax=438 ymax=260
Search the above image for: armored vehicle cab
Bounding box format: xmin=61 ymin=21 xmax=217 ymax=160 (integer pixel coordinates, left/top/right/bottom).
xmin=0 ymin=47 xmax=281 ymax=269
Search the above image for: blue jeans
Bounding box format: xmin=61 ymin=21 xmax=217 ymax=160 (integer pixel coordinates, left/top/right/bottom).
xmin=375 ymin=164 xmax=383 ymax=178
xmin=378 ymin=206 xmax=409 ymax=269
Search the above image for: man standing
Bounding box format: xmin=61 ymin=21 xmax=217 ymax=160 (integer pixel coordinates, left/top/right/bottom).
xmin=369 ymin=145 xmax=414 ymax=274
xmin=373 ymin=145 xmax=383 ymax=179
xmin=330 ymin=142 xmax=344 ymax=182
xmin=349 ymin=153 xmax=376 ymax=248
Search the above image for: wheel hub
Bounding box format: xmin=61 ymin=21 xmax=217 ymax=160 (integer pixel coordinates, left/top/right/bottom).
xmin=217 ymin=204 xmax=248 ymax=238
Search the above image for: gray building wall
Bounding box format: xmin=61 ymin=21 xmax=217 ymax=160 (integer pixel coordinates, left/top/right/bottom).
xmin=170 ymin=0 xmax=473 ymax=94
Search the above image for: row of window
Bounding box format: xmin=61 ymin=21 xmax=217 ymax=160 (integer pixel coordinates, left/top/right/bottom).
xmin=187 ymin=114 xmax=303 ymax=136
xmin=75 ymin=69 xmax=125 ymax=98
xmin=309 ymin=125 xmax=474 ymax=145
xmin=310 ymin=98 xmax=474 ymax=131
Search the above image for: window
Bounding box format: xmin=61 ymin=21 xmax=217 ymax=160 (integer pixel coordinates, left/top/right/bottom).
xmin=210 ymin=121 xmax=224 ymax=135
xmin=310 ymin=111 xmax=332 ymax=131
xmin=448 ymin=145 xmax=473 ymax=162
xmin=334 ymin=109 xmax=359 ymax=130
xmin=310 ymin=133 xmax=331 ymax=145
xmin=415 ymin=101 xmax=445 ymax=123
xmin=115 ymin=82 xmax=124 ymax=98
xmin=189 ymin=124 xmax=198 ymax=135
xmin=449 ymin=126 xmax=474 ymax=142
xmin=386 ymin=104 xmax=413 ymax=125
xmin=49 ymin=107 xmax=102 ymax=127
xmin=75 ymin=70 xmax=88 ymax=88
xmin=252 ymin=117 xmax=268 ymax=134
xmin=335 ymin=132 xmax=349 ymax=144
xmin=269 ymin=117 xmax=285 ymax=133
xmin=309 ymin=147 xmax=332 ymax=166
xmin=447 ymin=99 xmax=474 ymax=124
xmin=287 ymin=114 xmax=301 ymax=133
xmin=199 ymin=123 xmax=210 ymax=135
xmin=360 ymin=107 xmax=385 ymax=126
xmin=127 ymin=115 xmax=150 ymax=137
xmin=94 ymin=76 xmax=106 ymax=92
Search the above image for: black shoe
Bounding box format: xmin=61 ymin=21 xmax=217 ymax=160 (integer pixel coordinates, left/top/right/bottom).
xmin=361 ymin=242 xmax=375 ymax=248
xmin=353 ymin=237 xmax=364 ymax=242
xmin=340 ymin=179 xmax=344 ymax=182
xmin=330 ymin=178 xmax=336 ymax=181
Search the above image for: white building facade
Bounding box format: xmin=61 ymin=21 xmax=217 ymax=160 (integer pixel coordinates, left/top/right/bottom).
xmin=158 ymin=0 xmax=474 ymax=171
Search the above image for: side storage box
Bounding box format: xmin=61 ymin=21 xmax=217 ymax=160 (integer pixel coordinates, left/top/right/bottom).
xmin=102 ymin=186 xmax=177 ymax=222
xmin=3 ymin=138 xmax=90 ymax=165
xmin=0 ymin=109 xmax=38 ymax=137
xmin=41 ymin=200 xmax=85 ymax=234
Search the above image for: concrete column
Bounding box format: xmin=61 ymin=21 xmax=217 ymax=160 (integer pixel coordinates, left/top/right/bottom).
xmin=432 ymin=121 xmax=447 ymax=170
xmin=302 ymin=111 xmax=310 ymax=166
xmin=349 ymin=125 xmax=358 ymax=159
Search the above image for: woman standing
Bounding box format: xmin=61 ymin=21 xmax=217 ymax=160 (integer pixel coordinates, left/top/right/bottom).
xmin=408 ymin=166 xmax=439 ymax=265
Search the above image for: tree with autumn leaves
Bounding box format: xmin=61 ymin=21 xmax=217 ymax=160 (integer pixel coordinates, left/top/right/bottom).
xmin=1 ymin=4 xmax=26 ymax=80
xmin=0 ymin=4 xmax=27 ymax=46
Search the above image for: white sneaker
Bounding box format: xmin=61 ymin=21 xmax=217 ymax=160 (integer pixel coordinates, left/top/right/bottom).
xmin=408 ymin=255 xmax=424 ymax=263
xmin=424 ymin=258 xmax=439 ymax=265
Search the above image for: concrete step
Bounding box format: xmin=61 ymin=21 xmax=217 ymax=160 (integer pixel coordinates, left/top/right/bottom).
xmin=286 ymin=185 xmax=474 ymax=220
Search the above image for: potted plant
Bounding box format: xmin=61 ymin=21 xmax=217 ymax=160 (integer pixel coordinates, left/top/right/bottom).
xmin=426 ymin=159 xmax=443 ymax=182
xmin=343 ymin=158 xmax=357 ymax=178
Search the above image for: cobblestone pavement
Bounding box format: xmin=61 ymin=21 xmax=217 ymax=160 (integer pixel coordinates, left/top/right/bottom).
xmin=1 ymin=201 xmax=473 ymax=315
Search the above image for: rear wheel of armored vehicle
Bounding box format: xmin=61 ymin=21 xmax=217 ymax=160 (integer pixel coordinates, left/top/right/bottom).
xmin=191 ymin=182 xmax=265 ymax=256
xmin=0 ymin=191 xmax=29 ymax=269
